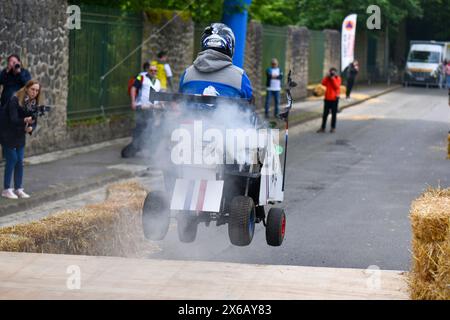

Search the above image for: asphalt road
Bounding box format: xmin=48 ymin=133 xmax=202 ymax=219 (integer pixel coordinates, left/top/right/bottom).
xmin=148 ymin=87 xmax=450 ymax=271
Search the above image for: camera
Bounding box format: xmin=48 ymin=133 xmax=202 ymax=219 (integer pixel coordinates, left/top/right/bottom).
xmin=31 ymin=105 xmax=52 ymax=120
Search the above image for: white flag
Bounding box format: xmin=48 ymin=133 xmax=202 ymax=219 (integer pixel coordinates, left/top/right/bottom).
xmin=341 ymin=14 xmax=357 ymax=72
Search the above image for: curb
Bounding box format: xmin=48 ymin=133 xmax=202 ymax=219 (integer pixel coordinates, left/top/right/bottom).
xmin=0 ymin=169 xmax=134 ymax=218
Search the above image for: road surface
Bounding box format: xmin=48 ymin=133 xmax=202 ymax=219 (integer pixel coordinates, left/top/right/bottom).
xmin=149 ymin=87 xmax=450 ymax=271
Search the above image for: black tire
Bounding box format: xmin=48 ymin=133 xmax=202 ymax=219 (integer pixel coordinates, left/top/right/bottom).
xmin=142 ymin=191 xmax=170 ymax=240
xmin=177 ymin=213 xmax=198 ymax=243
xmin=266 ymin=208 xmax=286 ymax=246
xmin=121 ymin=143 xmax=137 ymax=158
xmin=228 ymin=196 xmax=256 ymax=246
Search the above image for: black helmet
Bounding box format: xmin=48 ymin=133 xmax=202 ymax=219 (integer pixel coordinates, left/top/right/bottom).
xmin=201 ymin=23 xmax=235 ymax=58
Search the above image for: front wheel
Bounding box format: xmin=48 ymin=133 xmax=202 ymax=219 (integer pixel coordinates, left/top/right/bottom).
xmin=142 ymin=191 xmax=170 ymax=240
xmin=266 ymin=208 xmax=286 ymax=246
xmin=228 ymin=196 xmax=256 ymax=246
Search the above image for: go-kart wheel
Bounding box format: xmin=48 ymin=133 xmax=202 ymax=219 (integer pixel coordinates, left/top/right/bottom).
xmin=228 ymin=196 xmax=256 ymax=246
xmin=266 ymin=208 xmax=286 ymax=246
xmin=142 ymin=191 xmax=170 ymax=240
xmin=121 ymin=143 xmax=138 ymax=158
xmin=177 ymin=213 xmax=198 ymax=243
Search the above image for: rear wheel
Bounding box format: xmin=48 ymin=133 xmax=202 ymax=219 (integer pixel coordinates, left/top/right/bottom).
xmin=121 ymin=143 xmax=138 ymax=158
xmin=228 ymin=196 xmax=256 ymax=246
xmin=266 ymin=208 xmax=286 ymax=246
xmin=142 ymin=191 xmax=170 ymax=240
xmin=177 ymin=213 xmax=198 ymax=243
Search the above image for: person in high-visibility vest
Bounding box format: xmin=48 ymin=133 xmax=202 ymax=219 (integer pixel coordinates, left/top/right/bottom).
xmin=151 ymin=51 xmax=173 ymax=92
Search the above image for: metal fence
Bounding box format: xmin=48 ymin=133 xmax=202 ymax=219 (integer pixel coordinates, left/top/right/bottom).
xmin=308 ymin=30 xmax=325 ymax=84
xmin=261 ymin=25 xmax=287 ymax=86
xmin=67 ymin=5 xmax=143 ymax=121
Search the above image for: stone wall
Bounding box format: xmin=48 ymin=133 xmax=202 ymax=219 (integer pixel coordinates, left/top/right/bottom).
xmin=141 ymin=10 xmax=194 ymax=91
xmin=244 ymin=21 xmax=264 ymax=107
xmin=323 ymin=29 xmax=341 ymax=75
xmin=354 ymin=29 xmax=368 ymax=82
xmin=0 ymin=3 xmax=196 ymax=156
xmin=0 ymin=0 xmax=69 ymax=155
xmin=286 ymin=26 xmax=309 ymax=100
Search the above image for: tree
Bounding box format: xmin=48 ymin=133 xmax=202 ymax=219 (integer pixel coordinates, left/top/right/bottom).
xmin=72 ymin=0 xmax=224 ymax=22
xmin=296 ymin=0 xmax=422 ymax=31
xmin=249 ymin=0 xmax=300 ymax=26
xmin=407 ymin=0 xmax=450 ymax=41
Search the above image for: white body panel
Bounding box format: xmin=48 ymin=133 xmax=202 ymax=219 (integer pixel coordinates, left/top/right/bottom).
xmin=259 ymin=130 xmax=284 ymax=205
xmin=170 ymin=179 xmax=224 ymax=213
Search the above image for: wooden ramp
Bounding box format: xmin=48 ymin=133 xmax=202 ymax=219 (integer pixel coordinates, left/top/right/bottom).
xmin=0 ymin=252 xmax=409 ymax=300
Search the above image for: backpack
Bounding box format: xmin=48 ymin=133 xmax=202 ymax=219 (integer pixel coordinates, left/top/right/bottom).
xmin=128 ymin=74 xmax=144 ymax=96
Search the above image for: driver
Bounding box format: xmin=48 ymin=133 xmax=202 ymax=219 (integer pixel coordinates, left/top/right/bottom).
xmin=179 ymin=23 xmax=253 ymax=102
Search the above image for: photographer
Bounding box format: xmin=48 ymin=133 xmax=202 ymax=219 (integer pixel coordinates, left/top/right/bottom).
xmin=1 ymin=80 xmax=40 ymax=199
xmin=0 ymin=54 xmax=32 ymax=162
xmin=317 ymin=68 xmax=342 ymax=133
xmin=0 ymin=55 xmax=32 ymax=107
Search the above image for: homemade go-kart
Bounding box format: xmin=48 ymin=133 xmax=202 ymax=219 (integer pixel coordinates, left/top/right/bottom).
xmin=141 ymin=72 xmax=297 ymax=247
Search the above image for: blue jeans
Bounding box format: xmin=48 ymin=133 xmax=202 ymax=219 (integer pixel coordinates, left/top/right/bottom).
xmin=265 ymin=90 xmax=280 ymax=117
xmin=447 ymin=75 xmax=450 ymax=89
xmin=3 ymin=146 xmax=24 ymax=190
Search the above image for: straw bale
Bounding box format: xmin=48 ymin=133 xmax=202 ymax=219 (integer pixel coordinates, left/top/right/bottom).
xmin=411 ymin=238 xmax=444 ymax=282
xmin=408 ymin=273 xmax=447 ymax=300
xmin=410 ymin=188 xmax=450 ymax=243
xmin=409 ymin=187 xmax=450 ymax=300
xmin=435 ymin=239 xmax=450 ymax=299
xmin=0 ymin=180 xmax=160 ymax=257
xmin=0 ymin=234 xmax=36 ymax=252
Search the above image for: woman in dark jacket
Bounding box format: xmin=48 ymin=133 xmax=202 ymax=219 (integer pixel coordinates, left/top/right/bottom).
xmin=1 ymin=79 xmax=40 ymax=199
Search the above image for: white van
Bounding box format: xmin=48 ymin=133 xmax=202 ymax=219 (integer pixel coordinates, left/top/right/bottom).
xmin=404 ymin=41 xmax=449 ymax=87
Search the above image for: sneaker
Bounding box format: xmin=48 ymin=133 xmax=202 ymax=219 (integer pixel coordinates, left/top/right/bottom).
xmin=14 ymin=189 xmax=30 ymax=199
xmin=2 ymin=189 xmax=19 ymax=199
xmin=316 ymin=128 xmax=325 ymax=133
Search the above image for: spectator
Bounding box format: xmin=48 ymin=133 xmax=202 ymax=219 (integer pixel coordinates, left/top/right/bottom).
xmin=0 ymin=55 xmax=31 ymax=163
xmin=345 ymin=60 xmax=359 ymax=99
xmin=445 ymin=60 xmax=450 ymax=89
xmin=264 ymin=58 xmax=283 ymax=119
xmin=139 ymin=61 xmax=150 ymax=76
xmin=1 ymin=80 xmax=40 ymax=199
xmin=152 ymin=51 xmax=173 ymax=92
xmin=317 ymin=68 xmax=342 ymax=133
xmin=0 ymin=55 xmax=32 ymax=107
xmin=121 ymin=65 xmax=162 ymax=158
xmin=438 ymin=60 xmax=446 ymax=89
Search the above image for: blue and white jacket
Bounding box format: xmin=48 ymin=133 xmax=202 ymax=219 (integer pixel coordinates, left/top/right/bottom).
xmin=179 ymin=49 xmax=253 ymax=102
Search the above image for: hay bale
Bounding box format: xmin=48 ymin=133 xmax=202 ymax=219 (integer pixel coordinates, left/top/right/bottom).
xmin=313 ymin=85 xmax=346 ymax=97
xmin=435 ymin=239 xmax=450 ymax=299
xmin=0 ymin=234 xmax=36 ymax=252
xmin=0 ymin=180 xmax=160 ymax=258
xmin=411 ymin=238 xmax=443 ymax=282
xmin=410 ymin=188 xmax=450 ymax=242
xmin=313 ymin=85 xmax=326 ymax=97
xmin=408 ymin=274 xmax=447 ymax=300
xmin=409 ymin=187 xmax=450 ymax=300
